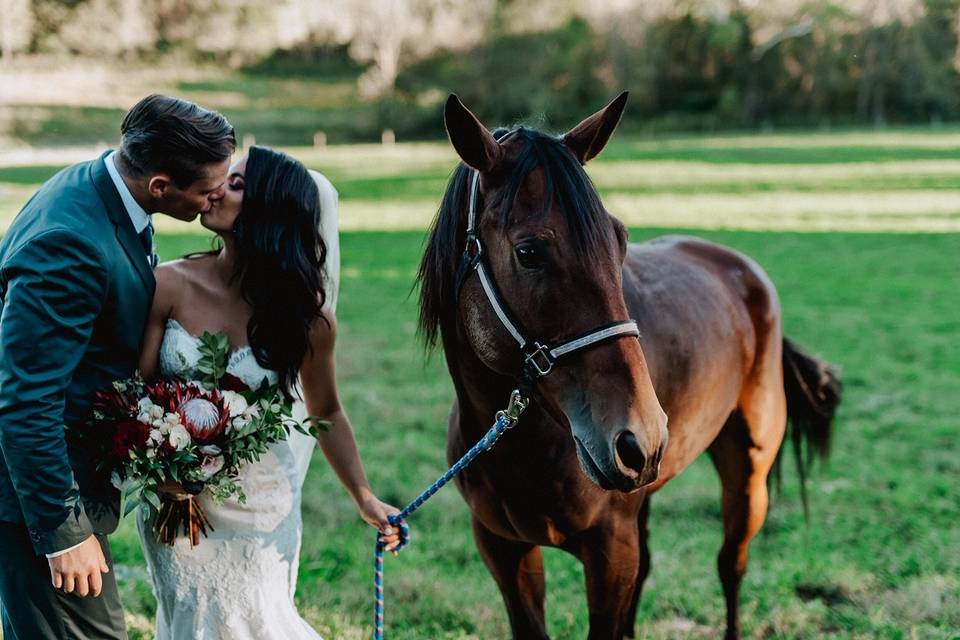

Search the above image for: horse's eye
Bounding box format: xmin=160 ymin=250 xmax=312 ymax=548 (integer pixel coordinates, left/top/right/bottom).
xmin=515 ymin=243 xmax=544 ymax=269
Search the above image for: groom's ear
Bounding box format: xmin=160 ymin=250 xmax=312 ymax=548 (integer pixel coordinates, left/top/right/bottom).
xmin=147 ymin=175 xmax=172 ymax=198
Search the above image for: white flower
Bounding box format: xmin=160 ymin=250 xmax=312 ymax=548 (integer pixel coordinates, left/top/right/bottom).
xmin=199 ymin=444 xmax=221 ymax=456
xmin=146 ymin=448 xmax=157 ymax=459
xmin=230 ymin=415 xmax=250 ymax=433
xmin=138 ymin=412 xmax=151 ymax=424
xmin=243 ymin=404 xmax=260 ymax=420
xmin=157 ymin=413 xmax=181 ymax=435
xmin=167 ymin=424 xmax=191 ymax=450
xmin=200 ymin=455 xmax=225 ymax=479
xmin=138 ymin=397 xmax=154 ymax=414
xmin=221 ymin=391 xmax=249 ymax=418
xmin=110 ymin=471 xmax=123 ymax=490
xmin=149 ymin=405 xmax=165 ymax=420
xmin=148 ymin=429 xmax=164 ymax=446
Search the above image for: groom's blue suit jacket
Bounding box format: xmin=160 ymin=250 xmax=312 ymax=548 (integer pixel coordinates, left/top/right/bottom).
xmin=0 ymin=151 xmax=155 ymax=555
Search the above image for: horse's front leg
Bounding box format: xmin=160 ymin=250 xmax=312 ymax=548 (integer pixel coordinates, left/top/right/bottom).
xmin=575 ymin=522 xmax=640 ymax=640
xmin=472 ymin=516 xmax=550 ymax=640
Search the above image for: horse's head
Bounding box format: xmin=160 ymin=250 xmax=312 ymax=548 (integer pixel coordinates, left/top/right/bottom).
xmin=419 ymin=93 xmax=668 ymax=492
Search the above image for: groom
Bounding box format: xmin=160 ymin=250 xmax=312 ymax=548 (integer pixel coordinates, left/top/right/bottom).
xmin=0 ymin=95 xmax=235 ymax=638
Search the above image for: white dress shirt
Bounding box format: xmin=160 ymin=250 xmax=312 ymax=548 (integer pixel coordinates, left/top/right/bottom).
xmin=104 ymin=151 xmax=152 ymax=236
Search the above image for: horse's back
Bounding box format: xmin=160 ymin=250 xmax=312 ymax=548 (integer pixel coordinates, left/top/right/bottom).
xmin=630 ymin=234 xmax=780 ymax=325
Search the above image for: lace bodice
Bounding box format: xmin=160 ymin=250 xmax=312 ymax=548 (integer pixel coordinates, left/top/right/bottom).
xmin=159 ymin=318 xmax=279 ymax=390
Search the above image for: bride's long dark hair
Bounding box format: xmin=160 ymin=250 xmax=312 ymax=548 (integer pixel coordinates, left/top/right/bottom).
xmin=233 ymin=145 xmax=327 ymax=396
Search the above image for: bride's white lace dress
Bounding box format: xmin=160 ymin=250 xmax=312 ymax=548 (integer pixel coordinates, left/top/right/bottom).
xmin=136 ymin=171 xmax=339 ymax=640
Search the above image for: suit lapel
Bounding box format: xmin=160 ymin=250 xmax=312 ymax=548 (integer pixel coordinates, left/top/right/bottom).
xmin=90 ymin=151 xmax=156 ymax=293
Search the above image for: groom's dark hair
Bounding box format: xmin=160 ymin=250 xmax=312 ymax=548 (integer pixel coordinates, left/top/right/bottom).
xmin=117 ymin=94 xmax=236 ymax=188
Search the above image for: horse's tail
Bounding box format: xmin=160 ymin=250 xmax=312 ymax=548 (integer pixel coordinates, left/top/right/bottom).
xmin=777 ymin=337 xmax=842 ymax=518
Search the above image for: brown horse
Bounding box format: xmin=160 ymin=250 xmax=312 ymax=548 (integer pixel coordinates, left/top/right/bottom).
xmin=417 ymin=93 xmax=841 ymax=640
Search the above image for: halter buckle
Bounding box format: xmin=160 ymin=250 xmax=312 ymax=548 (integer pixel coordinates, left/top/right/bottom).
xmin=465 ymin=234 xmax=482 ymax=260
xmin=524 ymin=343 xmax=555 ymax=377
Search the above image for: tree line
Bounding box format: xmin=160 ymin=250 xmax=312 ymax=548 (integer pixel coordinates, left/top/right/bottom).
xmin=1 ymin=0 xmax=958 ymax=134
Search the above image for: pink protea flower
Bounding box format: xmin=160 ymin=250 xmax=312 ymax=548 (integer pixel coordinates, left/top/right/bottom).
xmin=142 ymin=381 xmax=230 ymax=443
xmin=178 ymin=396 xmax=230 ymax=443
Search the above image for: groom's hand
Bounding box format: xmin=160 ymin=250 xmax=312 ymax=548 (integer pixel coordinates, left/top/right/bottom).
xmin=47 ymin=535 xmax=110 ymax=597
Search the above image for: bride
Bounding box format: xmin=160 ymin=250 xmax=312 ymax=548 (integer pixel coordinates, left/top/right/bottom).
xmin=136 ymin=145 xmax=401 ymax=639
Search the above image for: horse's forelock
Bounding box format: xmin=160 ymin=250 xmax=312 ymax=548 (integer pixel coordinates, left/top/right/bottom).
xmin=496 ymin=129 xmax=610 ymax=262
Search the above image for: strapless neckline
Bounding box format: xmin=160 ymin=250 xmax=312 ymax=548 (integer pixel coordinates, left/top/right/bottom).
xmin=164 ymin=318 xmax=256 ymax=371
xmin=159 ymin=318 xmax=279 ymax=390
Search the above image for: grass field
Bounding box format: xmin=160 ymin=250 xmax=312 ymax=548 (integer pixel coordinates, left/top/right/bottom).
xmin=0 ymin=131 xmax=958 ymax=638
xmin=5 ymin=130 xmax=960 ymax=233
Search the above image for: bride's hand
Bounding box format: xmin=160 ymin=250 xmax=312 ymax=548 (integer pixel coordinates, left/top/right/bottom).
xmin=357 ymin=492 xmax=404 ymax=554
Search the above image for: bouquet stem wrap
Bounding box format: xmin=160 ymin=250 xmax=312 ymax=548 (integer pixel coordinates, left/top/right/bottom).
xmin=155 ymin=495 xmax=215 ymax=547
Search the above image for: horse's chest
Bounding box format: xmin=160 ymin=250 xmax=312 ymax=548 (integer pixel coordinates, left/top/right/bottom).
xmin=457 ymin=452 xmax=602 ymax=546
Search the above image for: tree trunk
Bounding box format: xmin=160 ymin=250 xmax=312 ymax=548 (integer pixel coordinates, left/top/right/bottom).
xmin=856 ymin=33 xmax=877 ymax=122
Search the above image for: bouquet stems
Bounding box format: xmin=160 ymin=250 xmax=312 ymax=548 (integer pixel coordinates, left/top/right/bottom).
xmin=153 ymin=496 xmax=215 ymax=546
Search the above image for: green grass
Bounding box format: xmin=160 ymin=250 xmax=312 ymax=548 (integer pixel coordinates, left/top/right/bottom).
xmin=0 ymin=70 xmax=377 ymax=147
xmin=6 ymin=133 xmax=960 ymax=234
xmin=97 ymin=228 xmax=960 ymax=640
xmin=598 ymin=142 xmax=960 ymax=164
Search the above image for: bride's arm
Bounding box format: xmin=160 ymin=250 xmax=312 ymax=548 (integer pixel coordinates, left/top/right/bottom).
xmin=137 ymin=264 xmax=180 ymax=379
xmin=300 ymin=310 xmax=402 ymax=550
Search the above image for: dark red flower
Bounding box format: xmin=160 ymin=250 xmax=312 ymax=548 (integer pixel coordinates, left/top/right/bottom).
xmin=219 ymin=373 xmax=250 ymax=393
xmin=111 ymin=419 xmax=151 ymax=460
xmin=93 ymin=388 xmax=136 ymax=419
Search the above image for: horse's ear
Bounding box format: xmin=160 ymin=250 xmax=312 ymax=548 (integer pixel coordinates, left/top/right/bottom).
xmin=563 ymin=91 xmax=629 ymax=164
xmin=444 ymin=94 xmax=501 ymax=172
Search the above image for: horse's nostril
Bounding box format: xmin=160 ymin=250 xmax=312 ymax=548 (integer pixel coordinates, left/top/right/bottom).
xmin=615 ymin=431 xmax=646 ymax=474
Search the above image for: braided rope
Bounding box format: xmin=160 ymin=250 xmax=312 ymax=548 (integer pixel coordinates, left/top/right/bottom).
xmin=373 ymin=397 xmax=525 ymax=640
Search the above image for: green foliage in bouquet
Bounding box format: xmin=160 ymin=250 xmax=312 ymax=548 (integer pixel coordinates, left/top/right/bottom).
xmin=196 ymin=331 xmax=231 ymax=388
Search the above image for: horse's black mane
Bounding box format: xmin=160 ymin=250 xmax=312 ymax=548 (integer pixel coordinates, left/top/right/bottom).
xmin=417 ymin=126 xmax=610 ymax=348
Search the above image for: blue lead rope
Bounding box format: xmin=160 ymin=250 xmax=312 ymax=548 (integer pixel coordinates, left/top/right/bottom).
xmin=373 ymin=390 xmax=529 ymax=640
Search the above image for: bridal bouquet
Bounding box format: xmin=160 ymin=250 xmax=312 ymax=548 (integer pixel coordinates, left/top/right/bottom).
xmin=80 ymin=331 xmax=323 ymax=546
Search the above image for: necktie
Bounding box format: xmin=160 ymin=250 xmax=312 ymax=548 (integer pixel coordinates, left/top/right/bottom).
xmin=139 ymin=219 xmax=158 ymax=268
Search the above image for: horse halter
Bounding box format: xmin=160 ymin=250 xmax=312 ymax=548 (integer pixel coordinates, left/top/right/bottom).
xmin=455 ymin=157 xmax=640 ymax=397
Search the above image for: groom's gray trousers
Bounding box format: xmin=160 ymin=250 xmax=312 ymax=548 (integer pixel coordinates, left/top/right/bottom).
xmin=0 ymin=525 xmax=126 ymax=639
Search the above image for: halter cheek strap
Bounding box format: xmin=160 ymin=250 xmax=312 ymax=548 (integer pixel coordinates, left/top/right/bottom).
xmin=457 ymin=163 xmax=640 ymax=395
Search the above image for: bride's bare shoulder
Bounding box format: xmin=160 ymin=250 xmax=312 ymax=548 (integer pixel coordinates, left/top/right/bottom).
xmin=154 ymin=253 xmax=217 ymax=301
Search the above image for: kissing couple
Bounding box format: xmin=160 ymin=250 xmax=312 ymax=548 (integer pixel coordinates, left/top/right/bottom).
xmin=0 ymin=95 xmax=403 ymax=639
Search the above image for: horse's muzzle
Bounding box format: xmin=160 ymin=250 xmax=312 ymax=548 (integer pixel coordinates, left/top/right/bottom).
xmin=573 ymin=428 xmax=664 ymax=493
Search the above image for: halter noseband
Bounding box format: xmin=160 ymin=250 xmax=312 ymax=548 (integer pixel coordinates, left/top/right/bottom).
xmin=456 ymin=147 xmax=640 ymax=396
